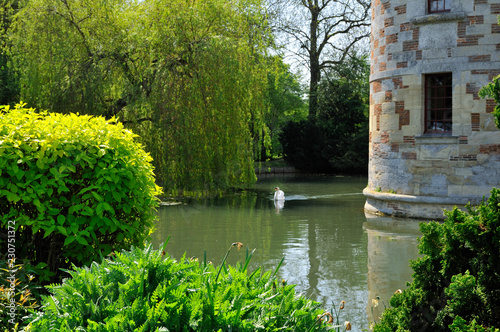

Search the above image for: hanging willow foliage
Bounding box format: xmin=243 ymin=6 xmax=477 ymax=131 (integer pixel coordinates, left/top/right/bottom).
xmin=11 ymin=0 xmax=271 ymax=195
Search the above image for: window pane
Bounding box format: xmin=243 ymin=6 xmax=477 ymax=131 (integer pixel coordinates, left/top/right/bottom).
xmin=430 ymin=1 xmax=437 ymax=12
xmin=425 ymin=73 xmax=452 ymax=134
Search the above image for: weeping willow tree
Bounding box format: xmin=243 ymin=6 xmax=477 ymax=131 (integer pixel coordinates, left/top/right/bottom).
xmin=10 ymin=0 xmax=271 ymax=195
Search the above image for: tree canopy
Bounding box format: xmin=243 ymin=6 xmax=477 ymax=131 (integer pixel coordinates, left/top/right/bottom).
xmin=269 ymin=0 xmax=370 ymax=117
xmin=10 ymin=0 xmax=272 ymax=194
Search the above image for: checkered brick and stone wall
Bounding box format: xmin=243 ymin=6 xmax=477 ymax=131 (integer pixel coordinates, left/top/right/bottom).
xmin=364 ymin=0 xmax=500 ymax=219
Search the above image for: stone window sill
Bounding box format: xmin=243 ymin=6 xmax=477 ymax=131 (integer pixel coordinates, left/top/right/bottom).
xmin=410 ymin=12 xmax=466 ymax=25
xmin=415 ymin=135 xmax=459 ymax=144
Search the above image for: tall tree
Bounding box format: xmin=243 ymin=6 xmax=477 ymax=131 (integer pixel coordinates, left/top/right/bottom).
xmin=10 ymin=0 xmax=272 ymax=194
xmin=270 ymin=0 xmax=370 ymax=118
xmin=0 ymin=0 xmax=19 ymax=105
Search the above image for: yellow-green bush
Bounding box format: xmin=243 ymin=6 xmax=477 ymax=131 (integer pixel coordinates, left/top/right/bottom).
xmin=0 ymin=103 xmax=161 ymax=283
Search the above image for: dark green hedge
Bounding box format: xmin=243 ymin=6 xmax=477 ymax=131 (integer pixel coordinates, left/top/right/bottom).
xmin=374 ymin=188 xmax=500 ymax=332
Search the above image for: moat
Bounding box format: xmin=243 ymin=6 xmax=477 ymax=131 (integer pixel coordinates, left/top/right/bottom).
xmin=152 ymin=175 xmax=422 ymax=331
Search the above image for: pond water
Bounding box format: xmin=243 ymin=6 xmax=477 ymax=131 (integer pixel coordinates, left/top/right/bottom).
xmin=151 ymin=175 xmax=422 ymax=331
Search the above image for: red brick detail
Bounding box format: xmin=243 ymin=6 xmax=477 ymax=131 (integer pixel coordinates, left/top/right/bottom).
xmin=379 ymin=28 xmax=385 ymax=38
xmin=402 ymin=152 xmax=417 ymax=160
xmin=372 ymin=80 xmax=382 ymax=93
xmin=474 ymin=0 xmax=486 ymax=4
xmin=380 ymin=62 xmax=387 ymax=71
xmin=374 ymin=39 xmax=379 ymax=49
xmin=381 ymin=132 xmax=390 ymax=143
xmin=457 ymin=19 xmax=484 ymax=47
xmin=468 ymin=16 xmax=484 ymax=25
xmin=489 ymin=71 xmax=500 ymax=81
xmin=385 ymin=90 xmax=393 ymax=102
xmin=396 ymin=101 xmax=409 ymax=129
xmin=386 ymin=34 xmax=398 ymax=44
xmin=381 ymin=1 xmax=391 ymax=14
xmin=391 ymin=143 xmax=400 ymax=152
xmin=471 ymin=113 xmax=480 ymax=131
xmin=403 ymin=41 xmax=419 ymax=51
xmin=450 ymin=155 xmax=478 ymax=161
xmin=492 ymin=24 xmax=500 ymax=34
xmin=397 ymin=61 xmax=408 ymax=68
xmin=392 ymin=76 xmax=409 ymax=89
xmin=486 ymin=99 xmax=496 ymax=113
xmin=384 ymin=17 xmax=394 ymax=28
xmin=395 ymin=5 xmax=406 ymax=15
xmin=380 ymin=45 xmax=386 ymax=55
xmin=403 ymin=136 xmax=415 ymax=145
xmin=374 ymin=103 xmax=382 ymax=115
xmin=491 ymin=4 xmax=500 ymax=14
xmin=469 ymin=55 xmax=491 ymax=62
xmin=416 ymin=50 xmax=423 ymax=60
xmin=459 ymin=136 xmax=468 ymax=144
xmin=400 ymin=22 xmax=411 ymax=32
xmin=466 ymin=83 xmax=480 ymax=100
xmin=479 ymin=144 xmax=500 ymax=154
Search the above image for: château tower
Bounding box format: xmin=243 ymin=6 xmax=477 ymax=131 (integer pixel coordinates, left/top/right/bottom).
xmin=364 ymin=0 xmax=500 ymax=219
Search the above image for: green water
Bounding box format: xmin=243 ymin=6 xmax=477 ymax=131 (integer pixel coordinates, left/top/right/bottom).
xmin=151 ymin=175 xmax=422 ymax=331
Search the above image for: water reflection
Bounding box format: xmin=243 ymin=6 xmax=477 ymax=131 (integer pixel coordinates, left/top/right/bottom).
xmin=363 ymin=214 xmax=421 ymax=324
xmin=151 ymin=176 xmax=422 ymax=331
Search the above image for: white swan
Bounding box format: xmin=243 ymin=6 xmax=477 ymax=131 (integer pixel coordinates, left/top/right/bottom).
xmin=274 ymin=187 xmax=285 ymax=201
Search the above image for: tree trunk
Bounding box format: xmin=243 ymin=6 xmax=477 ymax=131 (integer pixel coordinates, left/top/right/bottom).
xmin=308 ymin=4 xmax=320 ymax=120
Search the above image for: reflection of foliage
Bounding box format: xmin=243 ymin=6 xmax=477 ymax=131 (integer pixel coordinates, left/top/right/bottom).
xmin=28 ymin=243 xmax=330 ymax=331
xmin=374 ymin=188 xmax=500 ymax=332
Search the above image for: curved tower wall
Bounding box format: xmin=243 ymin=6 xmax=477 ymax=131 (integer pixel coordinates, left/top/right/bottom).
xmin=365 ymin=0 xmax=500 ymax=219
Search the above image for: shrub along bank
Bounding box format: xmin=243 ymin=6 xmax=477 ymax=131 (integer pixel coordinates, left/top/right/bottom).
xmin=0 ymin=103 xmax=161 ymax=284
xmin=373 ymin=188 xmax=500 ymax=332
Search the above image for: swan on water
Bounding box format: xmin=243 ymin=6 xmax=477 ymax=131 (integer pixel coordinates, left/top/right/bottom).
xmin=274 ymin=187 xmax=285 ymax=201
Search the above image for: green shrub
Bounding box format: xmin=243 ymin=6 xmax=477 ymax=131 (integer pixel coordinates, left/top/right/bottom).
xmin=27 ymin=243 xmax=330 ymax=332
xmin=0 ymin=103 xmax=161 ymax=283
xmin=374 ymin=188 xmax=500 ymax=332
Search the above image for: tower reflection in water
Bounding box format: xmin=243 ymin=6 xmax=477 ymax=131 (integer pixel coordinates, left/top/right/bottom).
xmin=363 ymin=214 xmax=422 ymax=325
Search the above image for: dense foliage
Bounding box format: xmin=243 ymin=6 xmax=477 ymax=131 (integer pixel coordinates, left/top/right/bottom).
xmin=9 ymin=0 xmax=271 ymax=194
xmin=0 ymin=104 xmax=161 ymax=283
xmin=0 ymin=0 xmax=19 ymax=105
xmin=279 ymin=55 xmax=369 ymax=174
xmin=263 ymin=56 xmax=307 ymax=160
xmin=374 ymin=188 xmax=500 ymax=332
xmin=28 ymin=243 xmax=330 ymax=332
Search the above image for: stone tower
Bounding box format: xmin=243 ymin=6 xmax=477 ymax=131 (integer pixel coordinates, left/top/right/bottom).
xmin=364 ymin=0 xmax=500 ymax=219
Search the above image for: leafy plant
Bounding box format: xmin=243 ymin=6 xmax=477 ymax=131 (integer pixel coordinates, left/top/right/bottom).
xmin=27 ymin=242 xmax=331 ymax=331
xmin=0 ymin=257 xmax=39 ymax=332
xmin=0 ymin=104 xmax=161 ymax=284
xmin=374 ymin=188 xmax=500 ymax=332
